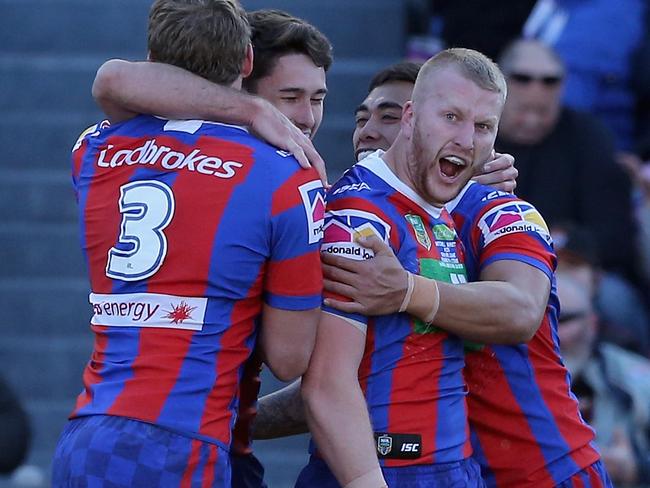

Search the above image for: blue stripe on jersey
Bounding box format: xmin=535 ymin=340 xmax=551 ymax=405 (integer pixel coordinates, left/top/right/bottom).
xmin=470 ymin=428 xmax=496 ymax=486
xmin=367 ymin=320 xmax=404 ymax=432
xmin=268 ymin=292 xmax=322 ymax=310
xmin=434 ymin=339 xmax=468 ymax=462
xmin=481 ymin=252 xmax=553 ymax=281
xmin=494 ymin=344 xmax=580 ymax=485
xmin=75 ymin=328 xmax=142 ymax=416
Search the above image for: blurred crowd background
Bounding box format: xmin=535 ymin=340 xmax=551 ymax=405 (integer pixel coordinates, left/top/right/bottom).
xmin=1 ymin=0 xmax=650 ymax=486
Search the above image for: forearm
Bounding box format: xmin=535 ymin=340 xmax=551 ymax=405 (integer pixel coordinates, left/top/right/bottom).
xmin=431 ymin=280 xmax=543 ymax=343
xmin=252 ymin=379 xmax=309 ymax=440
xmin=93 ymin=59 xmax=261 ymax=124
xmin=301 ymin=312 xmax=385 ymax=486
xmin=302 ymin=374 xmax=380 ymax=485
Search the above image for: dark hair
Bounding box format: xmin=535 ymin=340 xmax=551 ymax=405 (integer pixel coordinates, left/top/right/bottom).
xmin=148 ymin=0 xmax=250 ymax=85
xmin=498 ymin=38 xmax=565 ymax=76
xmin=243 ymin=9 xmax=333 ymax=92
xmin=368 ymin=61 xmax=422 ymax=92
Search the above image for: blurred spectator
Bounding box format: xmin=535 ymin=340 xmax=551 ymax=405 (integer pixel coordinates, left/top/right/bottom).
xmin=495 ymin=38 xmax=639 ymax=285
xmin=525 ymin=0 xmax=648 ymax=152
xmin=405 ymin=0 xmax=537 ymax=61
xmin=553 ymin=223 xmax=650 ymax=358
xmin=0 ymin=374 xmax=30 ymax=475
xmin=557 ymin=271 xmax=650 ymax=486
xmin=619 ymin=150 xmax=650 ymax=288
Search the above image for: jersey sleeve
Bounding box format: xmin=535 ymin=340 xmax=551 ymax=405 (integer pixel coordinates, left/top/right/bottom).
xmin=320 ymin=193 xmax=394 ymax=329
xmin=472 ymin=197 xmax=556 ymax=280
xmin=264 ymin=167 xmax=324 ymax=310
xmin=71 ymin=120 xmax=109 ymax=195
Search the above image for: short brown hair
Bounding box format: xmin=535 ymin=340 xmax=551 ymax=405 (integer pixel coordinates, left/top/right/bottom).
xmin=414 ymin=48 xmax=507 ymax=105
xmin=243 ymin=9 xmax=333 ymax=93
xmin=148 ymin=0 xmax=250 ymax=85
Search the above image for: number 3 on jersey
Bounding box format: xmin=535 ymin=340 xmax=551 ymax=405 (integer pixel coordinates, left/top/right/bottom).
xmin=106 ymin=180 xmax=175 ymax=281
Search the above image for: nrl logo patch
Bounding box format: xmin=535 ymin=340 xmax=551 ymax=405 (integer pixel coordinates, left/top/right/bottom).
xmin=432 ymin=224 xmax=456 ymax=241
xmin=405 ymin=214 xmax=431 ymax=250
xmin=377 ymin=434 xmax=392 ymax=456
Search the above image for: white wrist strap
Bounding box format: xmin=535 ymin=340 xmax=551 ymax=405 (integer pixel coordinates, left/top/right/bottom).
xmin=398 ymin=271 xmax=415 ymax=313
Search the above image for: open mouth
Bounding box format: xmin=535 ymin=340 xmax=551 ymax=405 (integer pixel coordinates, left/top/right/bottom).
xmin=439 ymin=155 xmax=467 ymax=179
xmin=355 ymin=148 xmax=377 ymax=161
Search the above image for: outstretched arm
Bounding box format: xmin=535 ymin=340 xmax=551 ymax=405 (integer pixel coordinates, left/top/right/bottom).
xmin=252 ymin=379 xmax=309 ymax=439
xmin=92 ymin=59 xmax=328 ymax=185
xmin=302 ymin=312 xmax=386 ymax=487
xmin=323 ymin=236 xmax=548 ymax=344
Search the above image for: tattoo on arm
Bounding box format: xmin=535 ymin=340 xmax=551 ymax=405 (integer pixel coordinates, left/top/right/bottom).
xmin=252 ymin=379 xmax=309 ymax=439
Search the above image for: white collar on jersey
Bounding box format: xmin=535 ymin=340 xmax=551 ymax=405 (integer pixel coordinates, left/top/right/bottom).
xmin=356 ymin=150 xmax=445 ymax=220
xmin=161 ymin=118 xmax=250 ymax=134
xmin=444 ymin=180 xmax=475 ymax=214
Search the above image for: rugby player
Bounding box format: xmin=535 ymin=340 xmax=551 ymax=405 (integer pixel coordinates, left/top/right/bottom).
xmin=52 ymin=1 xmax=324 ymax=486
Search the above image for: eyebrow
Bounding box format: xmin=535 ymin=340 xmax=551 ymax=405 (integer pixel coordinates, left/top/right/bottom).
xmin=279 ymin=87 xmax=328 ymax=95
xmin=354 ymin=100 xmax=404 ymax=114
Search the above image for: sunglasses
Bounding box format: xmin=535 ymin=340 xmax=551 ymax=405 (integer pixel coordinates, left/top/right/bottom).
xmin=508 ymin=72 xmax=563 ymax=86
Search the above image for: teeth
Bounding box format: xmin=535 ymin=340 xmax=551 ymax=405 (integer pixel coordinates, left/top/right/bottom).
xmin=357 ymin=149 xmax=374 ymax=161
xmin=444 ymin=156 xmax=465 ymax=166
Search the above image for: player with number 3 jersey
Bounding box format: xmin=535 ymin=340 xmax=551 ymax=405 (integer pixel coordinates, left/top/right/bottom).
xmin=52 ymin=2 xmax=323 ymax=487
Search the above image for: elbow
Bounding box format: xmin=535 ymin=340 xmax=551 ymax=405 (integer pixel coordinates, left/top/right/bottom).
xmin=92 ymin=59 xmax=125 ymax=103
xmin=505 ymin=305 xmax=544 ymax=343
xmin=265 ymin=349 xmax=311 ymax=382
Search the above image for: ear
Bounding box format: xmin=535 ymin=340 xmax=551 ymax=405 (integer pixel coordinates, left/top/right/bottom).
xmin=401 ymin=100 xmax=415 ymax=140
xmin=241 ymin=43 xmax=254 ymax=78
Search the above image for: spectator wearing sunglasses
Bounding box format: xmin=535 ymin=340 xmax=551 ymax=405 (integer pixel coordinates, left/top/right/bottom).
xmin=495 ymin=39 xmax=643 ymax=316
xmin=557 ymin=270 xmax=650 ymax=487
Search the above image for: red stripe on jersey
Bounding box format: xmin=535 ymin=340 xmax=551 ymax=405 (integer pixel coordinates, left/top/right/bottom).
xmin=72 ymin=326 xmax=108 ymax=415
xmin=145 ymin=136 xmax=254 ymax=297
xmin=180 ymin=439 xmax=202 ymax=488
xmin=201 ymin=445 xmax=218 ymax=488
xmin=466 ymin=349 xmax=552 ymax=486
xmin=328 ymin=196 xmax=401 ymax=249
xmin=479 ymin=232 xmax=555 ymax=271
xmin=271 ymin=167 xmax=320 ymax=216
xmin=199 ymin=271 xmax=263 ymax=442
xmin=587 ymin=464 xmax=605 ymax=488
xmin=266 ymin=251 xmax=323 ymax=298
xmin=384 ymin=217 xmax=443 ymax=467
xmin=107 ymin=329 xmax=194 ymax=420
xmin=527 ymin=320 xmax=599 ymax=477
xmin=84 ymin=162 xmax=139 ymax=293
xmin=385 ymin=333 xmax=444 ymax=467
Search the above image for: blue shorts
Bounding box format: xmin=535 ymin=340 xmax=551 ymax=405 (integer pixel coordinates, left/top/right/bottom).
xmin=295 ymin=455 xmax=485 ymax=488
xmin=557 ymin=460 xmax=613 ymax=488
xmin=231 ymin=452 xmax=267 ymax=488
xmin=52 ymin=415 xmax=230 ymax=487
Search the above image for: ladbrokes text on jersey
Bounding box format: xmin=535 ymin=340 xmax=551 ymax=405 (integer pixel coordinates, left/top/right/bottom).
xmin=97 ymin=139 xmax=243 ymax=178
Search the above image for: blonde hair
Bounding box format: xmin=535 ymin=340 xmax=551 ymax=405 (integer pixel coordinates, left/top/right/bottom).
xmin=413 ymin=48 xmax=507 ymax=105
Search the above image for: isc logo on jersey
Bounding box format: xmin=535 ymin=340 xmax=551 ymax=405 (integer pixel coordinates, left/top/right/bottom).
xmin=478 ymin=201 xmax=552 ymax=245
xmin=299 ymin=181 xmax=326 ymax=244
xmin=321 ymin=209 xmax=391 ymax=261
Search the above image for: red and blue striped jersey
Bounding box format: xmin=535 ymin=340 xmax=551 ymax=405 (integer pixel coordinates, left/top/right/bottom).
xmin=322 ymin=152 xmax=472 ymax=466
xmin=447 ymin=181 xmax=599 ymax=487
xmin=69 ymin=115 xmax=324 ymax=450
